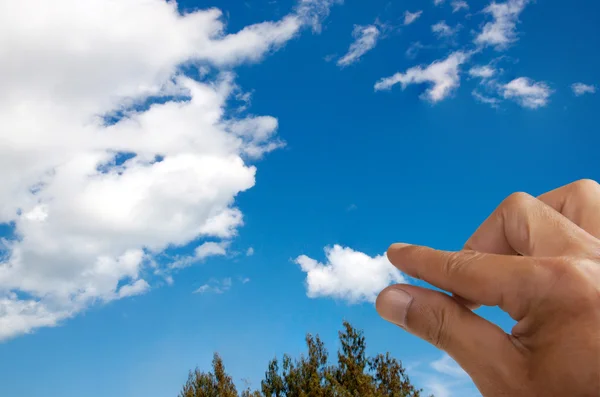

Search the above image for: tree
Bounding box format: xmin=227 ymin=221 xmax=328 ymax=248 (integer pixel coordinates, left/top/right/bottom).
xmin=334 ymin=321 xmax=375 ymax=396
xmin=179 ymin=322 xmax=430 ymax=397
xmin=179 ymin=353 xmax=238 ymax=397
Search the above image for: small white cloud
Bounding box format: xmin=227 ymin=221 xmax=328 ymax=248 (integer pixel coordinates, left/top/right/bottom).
xmin=194 ymin=277 xmax=233 ymax=294
xmin=502 ymin=77 xmax=552 ymax=108
xmin=195 ymin=241 xmax=228 ymax=259
xmin=404 ymin=10 xmax=423 ymax=25
xmin=118 ymin=279 xmax=150 ymax=298
xmin=170 ymin=241 xmax=229 ymax=269
xmin=246 ymin=247 xmax=255 ymax=256
xmin=571 ymin=83 xmax=596 ymax=96
xmin=451 ymin=0 xmax=469 ymax=12
xmin=469 ymin=65 xmax=496 ymax=79
xmin=295 ymin=0 xmax=343 ymax=33
xmin=241 ymin=277 xmax=251 ymax=284
xmin=295 ymin=245 xmax=406 ymax=303
xmin=431 ymin=355 xmax=469 ymax=379
xmin=337 ymin=24 xmax=380 ymax=67
xmin=434 ymin=0 xmax=445 ymax=5
xmin=431 ymin=21 xmax=461 ymax=39
xmin=475 ymin=0 xmax=529 ymax=50
xmin=375 ymin=51 xmax=469 ymax=103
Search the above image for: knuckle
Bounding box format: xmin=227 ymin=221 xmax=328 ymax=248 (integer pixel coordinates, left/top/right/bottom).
xmin=426 ymin=304 xmax=452 ymax=350
xmin=502 ymin=191 xmax=534 ymax=211
xmin=570 ymin=178 xmax=600 ymax=196
xmin=442 ymin=250 xmax=481 ymax=279
xmin=538 ymin=257 xmax=573 ymax=279
xmin=442 ymin=251 xmax=463 ymax=278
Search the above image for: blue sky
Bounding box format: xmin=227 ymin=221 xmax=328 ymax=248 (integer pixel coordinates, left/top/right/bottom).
xmin=0 ymin=0 xmax=598 ymax=396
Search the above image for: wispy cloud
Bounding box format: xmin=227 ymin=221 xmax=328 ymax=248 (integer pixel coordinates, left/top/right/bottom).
xmin=194 ymin=278 xmax=233 ymax=294
xmin=246 ymin=247 xmax=255 ymax=256
xmin=472 ymin=90 xmax=501 ymax=107
xmin=404 ymin=10 xmax=423 ymax=25
xmin=337 ymin=24 xmax=380 ymax=67
xmin=406 ymin=41 xmax=427 ymax=59
xmin=170 ymin=241 xmax=229 ymax=269
xmin=409 ymin=355 xmax=480 ymax=397
xmin=375 ymin=51 xmax=470 ymax=103
xmin=469 ymin=65 xmax=496 ymax=79
xmin=295 ymin=0 xmax=344 ymax=33
xmin=118 ymin=279 xmax=151 ymax=298
xmin=474 ymin=0 xmax=530 ymax=50
xmin=295 ymin=245 xmax=406 ymax=303
xmin=502 ymin=77 xmax=552 ymax=108
xmin=432 ymin=21 xmax=462 ymax=39
xmin=431 ymin=355 xmax=469 ymax=379
xmin=571 ymin=82 xmax=596 ymax=96
xmin=451 ymin=0 xmax=469 ymax=12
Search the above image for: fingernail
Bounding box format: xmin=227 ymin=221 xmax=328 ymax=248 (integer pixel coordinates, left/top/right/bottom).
xmin=390 ymin=243 xmax=411 ymax=249
xmin=376 ymin=288 xmax=413 ymax=329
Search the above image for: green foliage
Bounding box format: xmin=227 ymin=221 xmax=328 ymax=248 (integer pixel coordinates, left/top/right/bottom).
xmin=179 ymin=353 xmax=237 ymax=397
xmin=179 ymin=322 xmax=428 ymax=397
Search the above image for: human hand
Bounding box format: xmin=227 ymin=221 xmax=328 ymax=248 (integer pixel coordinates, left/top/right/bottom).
xmin=376 ymin=179 xmax=600 ymax=396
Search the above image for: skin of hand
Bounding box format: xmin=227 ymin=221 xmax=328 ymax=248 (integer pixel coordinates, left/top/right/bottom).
xmin=376 ymin=179 xmax=600 ymax=397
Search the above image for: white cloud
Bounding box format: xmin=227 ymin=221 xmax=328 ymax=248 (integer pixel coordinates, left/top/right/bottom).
xmin=427 ymin=381 xmax=452 ymax=397
xmin=502 ymin=77 xmax=552 ymax=108
xmin=431 ymin=355 xmax=469 ymax=379
xmin=194 ymin=277 xmax=232 ymax=294
xmin=295 ymin=0 xmax=343 ymax=33
xmin=295 ymin=245 xmax=406 ymax=303
xmin=169 ymin=241 xmax=229 ymax=270
xmin=375 ymin=51 xmax=469 ymax=102
xmin=0 ymin=0 xmax=338 ymax=341
xmin=474 ymin=0 xmax=529 ymax=50
xmin=431 ymin=21 xmax=461 ymax=39
xmin=408 ymin=356 xmax=480 ymax=397
xmin=404 ymin=10 xmax=423 ymax=26
xmin=118 ymin=279 xmax=151 ymax=298
xmin=571 ymin=83 xmax=596 ymax=96
xmin=246 ymin=247 xmax=255 ymax=256
xmin=195 ymin=242 xmax=228 ymax=260
xmin=337 ymin=25 xmax=380 ymax=67
xmin=469 ymin=65 xmax=496 ymax=79
xmin=434 ymin=0 xmax=445 ymax=5
xmin=406 ymin=42 xmax=427 ymax=59
xmin=472 ymin=90 xmax=501 ymax=107
xmin=451 ymin=1 xmax=469 ymax=12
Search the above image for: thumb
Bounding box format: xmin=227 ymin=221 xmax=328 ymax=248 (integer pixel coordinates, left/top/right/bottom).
xmin=376 ymin=285 xmax=525 ymax=395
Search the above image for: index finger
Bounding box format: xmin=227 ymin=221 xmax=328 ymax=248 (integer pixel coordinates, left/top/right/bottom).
xmin=387 ymin=243 xmax=543 ymax=320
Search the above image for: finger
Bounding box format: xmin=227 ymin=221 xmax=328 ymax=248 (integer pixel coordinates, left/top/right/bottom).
xmin=387 ymin=244 xmax=544 ymax=319
xmin=538 ymin=179 xmax=600 ymax=240
xmin=463 ymin=192 xmax=594 ymax=257
xmin=376 ymin=285 xmax=527 ymax=396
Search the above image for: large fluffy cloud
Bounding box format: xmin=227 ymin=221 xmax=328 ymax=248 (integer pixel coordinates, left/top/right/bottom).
xmin=295 ymin=245 xmax=406 ymax=303
xmin=0 ymin=0 xmax=337 ymax=341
